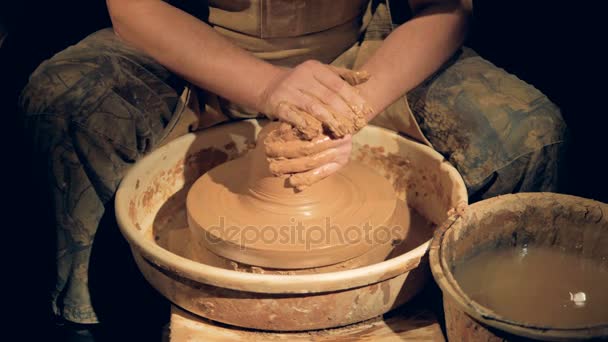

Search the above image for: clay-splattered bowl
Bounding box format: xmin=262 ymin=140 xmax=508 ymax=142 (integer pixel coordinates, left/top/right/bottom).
xmin=430 ymin=193 xmax=608 ymax=341
xmin=116 ymin=119 xmax=467 ymax=331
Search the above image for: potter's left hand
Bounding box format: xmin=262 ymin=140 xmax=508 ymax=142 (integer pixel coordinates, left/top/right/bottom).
xmin=265 ymin=124 xmax=352 ymax=190
xmin=259 ymin=63 xmax=374 ymax=140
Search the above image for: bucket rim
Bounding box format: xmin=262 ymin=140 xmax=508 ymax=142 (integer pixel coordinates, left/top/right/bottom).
xmin=430 ymin=193 xmax=608 ymax=341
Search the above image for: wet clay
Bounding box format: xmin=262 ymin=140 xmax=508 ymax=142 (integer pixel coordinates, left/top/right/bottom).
xmin=331 ymin=67 xmax=373 ymax=136
xmin=273 ymin=102 xmax=323 ymax=140
xmin=189 ymin=205 xmax=434 ymax=274
xmin=454 ymin=245 xmax=608 ymax=327
xmin=264 ymin=122 xmax=355 ymax=190
xmin=315 ymin=68 xmax=372 ymax=138
xmin=186 ymin=124 xmax=406 ymax=269
xmin=264 ymin=123 xmax=345 ymax=160
xmin=333 ymin=68 xmax=371 ymax=88
xmin=156 ymin=204 xmax=434 ymax=275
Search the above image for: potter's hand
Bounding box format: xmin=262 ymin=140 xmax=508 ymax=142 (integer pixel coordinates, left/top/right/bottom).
xmin=259 ymin=61 xmax=374 ymax=139
xmin=265 ymin=123 xmax=353 ymax=191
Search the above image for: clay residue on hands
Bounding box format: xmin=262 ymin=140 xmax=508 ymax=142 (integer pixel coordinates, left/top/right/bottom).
xmin=264 ymin=125 xmax=345 ymax=159
xmin=264 ymin=123 xmax=344 ymax=190
xmin=334 ymin=68 xmax=371 ymax=86
xmin=274 ymin=68 xmax=373 ymax=140
xmin=265 ymin=68 xmax=373 ymax=189
xmin=336 ymin=69 xmax=373 ymax=129
xmin=274 ymin=102 xmax=323 ymax=140
xmin=326 ymin=68 xmax=374 ymax=138
xmin=264 ymin=123 xmax=331 ymax=177
xmin=326 ymin=105 xmax=369 ymax=138
xmin=268 ymin=150 xmax=335 ymax=176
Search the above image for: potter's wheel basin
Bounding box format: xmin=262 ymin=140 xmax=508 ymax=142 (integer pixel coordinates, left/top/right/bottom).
xmin=116 ymin=120 xmax=467 ymax=331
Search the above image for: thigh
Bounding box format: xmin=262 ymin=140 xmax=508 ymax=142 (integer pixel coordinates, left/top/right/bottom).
xmin=407 ymin=48 xmax=567 ymax=192
xmin=21 ymin=28 xmax=186 ymax=159
xmin=18 ymin=28 xmax=187 ymax=324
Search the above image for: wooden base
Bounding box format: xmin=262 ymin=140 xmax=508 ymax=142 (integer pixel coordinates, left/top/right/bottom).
xmin=169 ymin=305 xmax=445 ymax=341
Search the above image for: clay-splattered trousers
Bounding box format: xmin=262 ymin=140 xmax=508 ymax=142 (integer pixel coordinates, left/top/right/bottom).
xmin=20 ymin=29 xmax=566 ymax=323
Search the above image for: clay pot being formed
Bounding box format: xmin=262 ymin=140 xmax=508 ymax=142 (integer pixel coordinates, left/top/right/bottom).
xmin=186 ymin=144 xmax=409 ymax=270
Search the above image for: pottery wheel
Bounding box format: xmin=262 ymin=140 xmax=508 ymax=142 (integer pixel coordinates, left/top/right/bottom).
xmin=186 ymin=132 xmax=400 ymax=269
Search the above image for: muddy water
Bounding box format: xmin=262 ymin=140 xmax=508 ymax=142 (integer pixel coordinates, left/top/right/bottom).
xmin=453 ymin=246 xmax=608 ymax=327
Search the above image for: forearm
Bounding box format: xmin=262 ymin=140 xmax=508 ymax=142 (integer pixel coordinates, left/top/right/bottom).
xmin=106 ymin=0 xmax=282 ymax=112
xmin=357 ymin=0 xmax=470 ymax=118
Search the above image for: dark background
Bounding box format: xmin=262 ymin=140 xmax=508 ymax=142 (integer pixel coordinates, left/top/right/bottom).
xmin=0 ymin=0 xmax=605 ymax=339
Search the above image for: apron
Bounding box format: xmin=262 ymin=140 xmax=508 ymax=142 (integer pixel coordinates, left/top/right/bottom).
xmin=162 ymin=0 xmax=430 ymax=146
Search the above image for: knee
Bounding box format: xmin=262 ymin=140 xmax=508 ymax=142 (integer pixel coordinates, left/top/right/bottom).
xmin=413 ymin=52 xmax=569 ymax=197
xmin=19 ymin=57 xmax=82 ymax=144
xmin=454 ymin=77 xmax=568 ymax=196
xmin=20 ymin=59 xmax=96 ymax=116
xmin=468 ymin=106 xmax=568 ymax=199
xmin=20 ymin=51 xmax=125 ymax=157
xmin=20 ymin=29 xmax=128 ymax=116
xmin=514 ymin=90 xmax=568 ymax=150
xmin=460 ymin=57 xmax=568 ymax=172
xmin=511 ymin=102 xmax=568 ymax=192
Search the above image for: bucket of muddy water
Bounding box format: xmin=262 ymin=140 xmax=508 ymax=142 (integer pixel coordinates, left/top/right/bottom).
xmin=430 ymin=193 xmax=608 ymax=341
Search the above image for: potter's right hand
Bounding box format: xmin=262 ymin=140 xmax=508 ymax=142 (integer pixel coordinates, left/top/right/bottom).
xmin=265 ymin=124 xmax=353 ymax=191
xmin=258 ymin=61 xmax=374 ymax=139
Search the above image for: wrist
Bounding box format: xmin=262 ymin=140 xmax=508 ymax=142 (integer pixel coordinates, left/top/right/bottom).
xmin=254 ymin=65 xmax=289 ymax=115
xmin=355 ymin=79 xmax=383 ymax=122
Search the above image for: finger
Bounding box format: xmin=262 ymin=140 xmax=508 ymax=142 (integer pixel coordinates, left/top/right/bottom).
xmin=296 ymin=88 xmax=354 ymax=138
xmin=289 ymin=87 xmax=347 ymax=136
xmin=306 ymin=102 xmax=350 ymax=137
xmin=274 ymin=102 xmax=323 ymax=139
xmin=288 ymin=64 xmax=366 ymax=137
xmin=268 ymin=147 xmax=341 ymax=175
xmin=312 ymin=69 xmax=372 ymax=133
xmin=328 ymin=66 xmax=374 ymax=123
xmin=265 ymin=133 xmax=349 ymax=159
xmin=289 ymin=162 xmax=345 ymax=191
xmin=322 ymin=65 xmax=371 ymax=100
xmin=308 ymin=76 xmax=357 ymax=118
xmin=268 ymin=137 xmax=351 ymax=176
